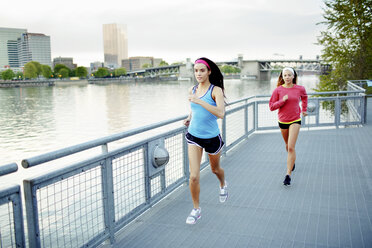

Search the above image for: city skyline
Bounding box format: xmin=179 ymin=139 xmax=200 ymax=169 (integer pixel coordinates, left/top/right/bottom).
xmin=1 ymin=0 xmax=325 ymax=67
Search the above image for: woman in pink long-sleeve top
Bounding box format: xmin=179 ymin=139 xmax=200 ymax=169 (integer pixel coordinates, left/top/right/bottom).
xmin=269 ymin=67 xmax=308 ymax=186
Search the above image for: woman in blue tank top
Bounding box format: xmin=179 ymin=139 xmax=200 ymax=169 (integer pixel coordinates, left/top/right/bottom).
xmin=183 ymin=57 xmax=228 ymax=224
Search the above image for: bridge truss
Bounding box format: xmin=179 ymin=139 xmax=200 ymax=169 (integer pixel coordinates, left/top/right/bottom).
xmin=127 ymin=65 xmax=180 ymax=77
xmin=258 ymin=60 xmax=322 ymax=72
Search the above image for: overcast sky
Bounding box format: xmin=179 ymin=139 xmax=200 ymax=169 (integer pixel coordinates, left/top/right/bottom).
xmin=1 ymin=0 xmax=326 ymax=67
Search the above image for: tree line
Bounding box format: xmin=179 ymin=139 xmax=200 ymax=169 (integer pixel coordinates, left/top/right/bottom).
xmin=1 ymin=58 xmax=242 ymax=81
xmin=0 ymin=61 xmax=89 ymax=80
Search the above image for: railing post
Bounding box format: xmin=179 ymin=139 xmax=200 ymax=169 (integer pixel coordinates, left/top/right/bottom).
xmin=254 ymin=101 xmax=258 ymax=131
xmin=101 ymin=144 xmax=108 ymax=154
xmin=144 ymin=144 xmax=151 ymax=203
xmin=0 ymin=185 xmax=26 ymax=248
xmin=101 ymin=157 xmax=116 ymax=244
xmin=23 ymin=180 xmax=41 ymax=248
xmin=12 ymin=188 xmax=26 ymax=248
xmin=183 ymin=130 xmax=190 ymax=184
xmin=362 ymin=94 xmax=367 ymax=124
xmin=335 ymin=98 xmax=341 ymax=128
xmin=222 ymin=116 xmax=227 ymax=156
xmin=245 ymin=103 xmax=248 ymax=137
xmin=316 ymin=99 xmax=320 ymax=126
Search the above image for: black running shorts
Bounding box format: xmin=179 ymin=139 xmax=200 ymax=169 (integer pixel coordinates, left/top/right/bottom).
xmin=185 ymin=132 xmax=224 ymax=155
xmin=278 ymin=120 xmax=302 ymax=129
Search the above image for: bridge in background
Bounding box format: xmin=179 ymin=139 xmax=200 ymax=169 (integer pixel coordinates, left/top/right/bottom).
xmin=220 ymin=57 xmax=326 ymax=80
xmin=123 ymin=56 xmax=326 ymax=81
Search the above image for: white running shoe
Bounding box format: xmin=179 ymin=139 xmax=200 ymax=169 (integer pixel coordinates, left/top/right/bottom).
xmin=186 ymin=208 xmax=201 ymax=224
xmin=219 ymin=181 xmax=228 ymax=203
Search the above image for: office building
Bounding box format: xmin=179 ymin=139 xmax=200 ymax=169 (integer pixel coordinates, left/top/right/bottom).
xmin=53 ymin=57 xmax=77 ymax=70
xmin=90 ymin=61 xmax=105 ymax=74
xmin=18 ymin=33 xmax=52 ymax=67
xmin=103 ymin=24 xmax=128 ymax=68
xmin=0 ymin=27 xmax=27 ymax=68
xmin=122 ymin=56 xmax=162 ymax=71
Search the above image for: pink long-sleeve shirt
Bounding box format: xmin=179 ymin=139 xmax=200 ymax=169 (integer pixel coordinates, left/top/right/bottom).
xmin=269 ymin=84 xmax=308 ymax=123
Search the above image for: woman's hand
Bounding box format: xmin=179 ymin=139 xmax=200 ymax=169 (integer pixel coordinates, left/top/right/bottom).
xmin=183 ymin=118 xmax=191 ymax=126
xmin=283 ymin=95 xmax=288 ymax=101
xmin=302 ymin=111 xmax=308 ymax=117
xmin=188 ymin=94 xmax=200 ymax=104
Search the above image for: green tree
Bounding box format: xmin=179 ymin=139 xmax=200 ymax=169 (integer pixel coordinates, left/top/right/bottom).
xmin=15 ymin=72 xmax=23 ymax=80
xmin=1 ymin=69 xmax=15 ymax=80
xmin=94 ymin=67 xmax=109 ymax=78
xmin=114 ymin=67 xmax=126 ymax=77
xmin=76 ymin=66 xmax=88 ymax=78
xmin=29 ymin=61 xmax=42 ymax=76
xmin=41 ymin=65 xmax=53 ymax=78
xmin=220 ymin=65 xmax=232 ymax=74
xmin=24 ymin=62 xmax=38 ymax=79
xmin=70 ymin=68 xmax=76 ymax=77
xmin=142 ymin=63 xmax=151 ymax=69
xmin=316 ymin=0 xmax=372 ymax=92
xmin=59 ymin=68 xmax=69 ymax=78
xmin=54 ymin=64 xmax=71 ymax=74
xmin=219 ymin=65 xmax=241 ymax=74
xmin=159 ymin=60 xmax=169 ymax=67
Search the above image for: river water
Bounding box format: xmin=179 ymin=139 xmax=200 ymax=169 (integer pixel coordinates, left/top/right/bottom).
xmin=0 ymin=75 xmax=319 ymax=181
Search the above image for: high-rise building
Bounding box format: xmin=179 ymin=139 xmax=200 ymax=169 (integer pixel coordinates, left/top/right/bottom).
xmin=103 ymin=24 xmax=128 ymax=68
xmin=18 ymin=33 xmax=51 ymax=67
xmin=0 ymin=27 xmax=27 ymax=68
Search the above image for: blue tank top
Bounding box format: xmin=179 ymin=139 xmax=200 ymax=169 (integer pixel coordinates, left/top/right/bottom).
xmin=188 ymin=84 xmax=220 ymax=138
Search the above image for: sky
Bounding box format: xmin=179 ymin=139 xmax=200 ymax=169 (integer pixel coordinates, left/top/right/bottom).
xmin=1 ymin=0 xmax=326 ymax=67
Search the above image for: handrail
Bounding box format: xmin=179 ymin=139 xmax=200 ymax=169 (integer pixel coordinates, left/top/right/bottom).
xmin=0 ymin=163 xmax=18 ymax=176
xmin=22 ymin=115 xmax=187 ymax=168
xmin=348 ymin=80 xmax=368 ymax=91
xmin=227 ymin=90 xmax=366 ymax=105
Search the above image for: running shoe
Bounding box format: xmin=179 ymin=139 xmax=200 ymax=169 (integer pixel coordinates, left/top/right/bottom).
xmin=219 ymin=181 xmax=228 ymax=203
xmin=283 ymin=175 xmax=291 ymax=186
xmin=186 ymin=208 xmax=201 ymax=224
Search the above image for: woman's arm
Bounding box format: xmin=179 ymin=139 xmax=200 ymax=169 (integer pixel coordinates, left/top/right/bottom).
xmin=184 ymin=86 xmax=194 ymax=126
xmin=183 ymin=111 xmax=192 ymax=126
xmin=269 ymin=89 xmax=286 ymax=111
xmin=188 ymin=86 xmax=225 ymax=119
xmin=301 ymin=86 xmax=308 ymax=116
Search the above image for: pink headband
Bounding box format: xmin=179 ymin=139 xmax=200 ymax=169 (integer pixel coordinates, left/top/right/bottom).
xmin=195 ymin=59 xmax=210 ymax=70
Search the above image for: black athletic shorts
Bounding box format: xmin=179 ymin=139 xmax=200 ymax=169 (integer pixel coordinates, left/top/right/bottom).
xmin=185 ymin=132 xmax=224 ymax=155
xmin=278 ymin=120 xmax=302 ymax=129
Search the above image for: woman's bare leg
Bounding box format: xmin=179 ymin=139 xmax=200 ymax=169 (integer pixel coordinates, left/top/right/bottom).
xmin=286 ymin=124 xmax=301 ymax=175
xmin=188 ymin=144 xmax=203 ymax=209
xmin=208 ymin=151 xmax=225 ymax=187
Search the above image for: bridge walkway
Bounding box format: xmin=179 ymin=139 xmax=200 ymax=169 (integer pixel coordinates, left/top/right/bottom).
xmin=108 ymin=99 xmax=372 ymax=248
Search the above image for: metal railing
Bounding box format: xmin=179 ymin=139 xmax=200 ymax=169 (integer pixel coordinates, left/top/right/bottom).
xmin=0 ymin=163 xmax=25 ymax=248
xmin=0 ymin=81 xmax=366 ymax=248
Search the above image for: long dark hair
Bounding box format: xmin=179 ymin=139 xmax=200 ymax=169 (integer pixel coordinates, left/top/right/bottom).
xmin=277 ymin=67 xmax=298 ymax=87
xmin=195 ymin=57 xmax=225 ymax=95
